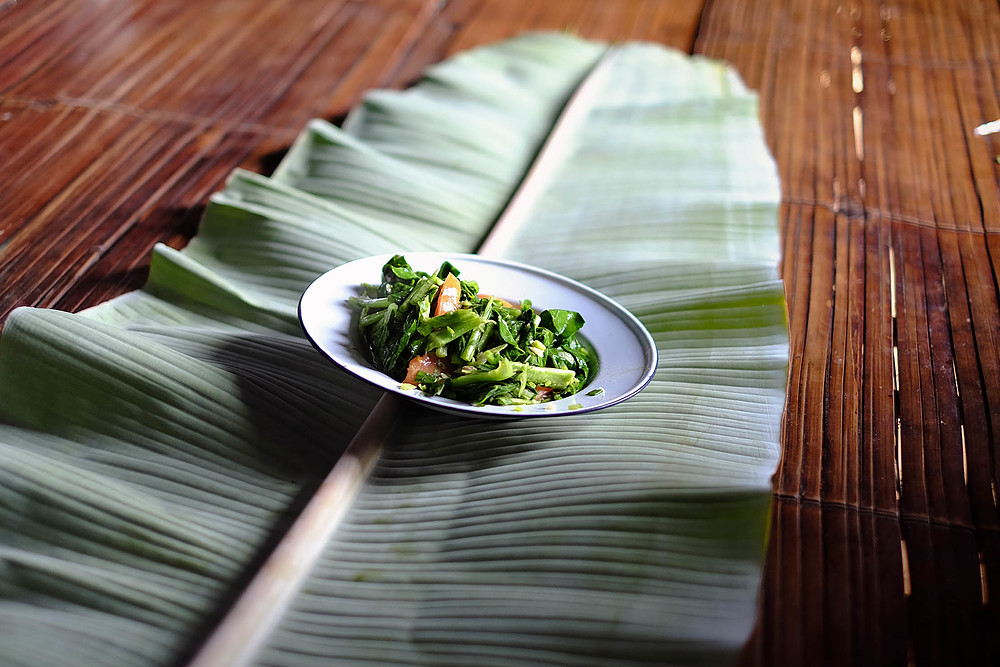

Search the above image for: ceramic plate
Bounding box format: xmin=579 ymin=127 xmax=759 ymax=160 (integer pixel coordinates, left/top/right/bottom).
xmin=299 ymin=252 xmax=657 ymax=418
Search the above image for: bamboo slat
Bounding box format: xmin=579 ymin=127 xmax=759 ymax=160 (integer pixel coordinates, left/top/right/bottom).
xmin=699 ymin=0 xmax=1000 ymax=664
xmin=2 ymin=0 xmax=999 ymax=665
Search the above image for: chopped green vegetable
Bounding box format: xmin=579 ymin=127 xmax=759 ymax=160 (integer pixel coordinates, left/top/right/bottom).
xmin=350 ymin=255 xmax=593 ymax=406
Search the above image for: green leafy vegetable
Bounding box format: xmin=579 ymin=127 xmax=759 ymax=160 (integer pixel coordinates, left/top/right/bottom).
xmin=351 ymin=255 xmax=592 ymax=405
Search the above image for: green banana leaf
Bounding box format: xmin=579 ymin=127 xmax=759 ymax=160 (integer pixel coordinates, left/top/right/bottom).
xmin=0 ymin=32 xmax=785 ymax=666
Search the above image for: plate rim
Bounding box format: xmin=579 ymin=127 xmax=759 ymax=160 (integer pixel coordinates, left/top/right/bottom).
xmin=298 ymin=252 xmax=657 ymax=419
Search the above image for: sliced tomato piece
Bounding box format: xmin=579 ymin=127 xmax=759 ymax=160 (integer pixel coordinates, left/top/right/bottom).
xmin=403 ymin=354 xmax=450 ymax=385
xmin=433 ymin=273 xmax=462 ymax=316
xmin=534 ymin=386 xmax=554 ymax=401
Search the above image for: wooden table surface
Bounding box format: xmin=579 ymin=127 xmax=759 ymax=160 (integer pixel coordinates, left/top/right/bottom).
xmin=3 ymin=1 xmax=999 ymax=664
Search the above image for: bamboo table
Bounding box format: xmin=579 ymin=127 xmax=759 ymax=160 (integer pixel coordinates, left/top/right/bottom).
xmin=2 ymin=1 xmax=998 ymax=664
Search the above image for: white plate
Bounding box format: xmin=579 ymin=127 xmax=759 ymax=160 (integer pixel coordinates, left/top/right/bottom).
xmin=299 ymin=252 xmax=657 ymax=418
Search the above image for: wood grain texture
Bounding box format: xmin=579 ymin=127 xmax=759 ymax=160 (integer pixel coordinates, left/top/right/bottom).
xmin=699 ymin=0 xmax=1000 ymax=664
xmin=2 ymin=0 xmax=999 ymax=665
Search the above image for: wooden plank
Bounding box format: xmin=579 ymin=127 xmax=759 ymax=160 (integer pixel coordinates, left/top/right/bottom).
xmin=53 ymin=124 xmax=298 ymax=314
xmin=701 ymin=0 xmax=1000 ymax=665
xmin=865 ymin=5 xmax=1000 ymax=663
xmin=761 ymin=500 xmax=804 ymax=667
xmin=631 ymin=0 xmax=706 ymax=48
xmin=0 ymin=0 xmax=106 ymax=92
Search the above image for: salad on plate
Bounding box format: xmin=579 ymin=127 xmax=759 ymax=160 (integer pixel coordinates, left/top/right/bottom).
xmin=350 ymin=255 xmax=594 ymax=407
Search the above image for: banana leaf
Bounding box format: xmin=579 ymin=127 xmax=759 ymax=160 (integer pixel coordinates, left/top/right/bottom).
xmin=0 ymin=33 xmax=785 ymax=666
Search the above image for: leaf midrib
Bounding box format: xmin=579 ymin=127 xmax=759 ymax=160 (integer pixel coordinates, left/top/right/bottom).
xmin=186 ymin=44 xmax=619 ymax=667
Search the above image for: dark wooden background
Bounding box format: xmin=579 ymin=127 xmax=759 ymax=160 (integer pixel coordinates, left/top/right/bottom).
xmin=2 ymin=1 xmax=999 ymax=664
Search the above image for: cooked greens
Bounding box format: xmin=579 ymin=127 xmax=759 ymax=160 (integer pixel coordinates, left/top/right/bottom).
xmin=350 ymin=255 xmax=593 ymax=406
